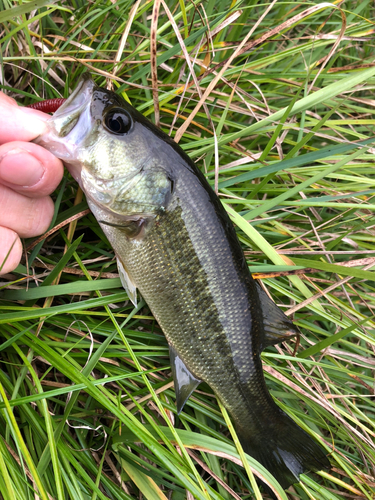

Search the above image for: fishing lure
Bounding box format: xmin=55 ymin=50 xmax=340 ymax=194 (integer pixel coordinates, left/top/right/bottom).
xmin=27 ymin=98 xmax=66 ymax=113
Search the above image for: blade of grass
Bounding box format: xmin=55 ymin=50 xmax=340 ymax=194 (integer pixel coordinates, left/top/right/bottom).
xmin=0 ymin=385 xmax=49 ymax=500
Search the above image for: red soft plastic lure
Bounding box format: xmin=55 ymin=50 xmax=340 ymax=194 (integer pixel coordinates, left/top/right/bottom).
xmin=26 ymin=98 xmax=66 ymax=113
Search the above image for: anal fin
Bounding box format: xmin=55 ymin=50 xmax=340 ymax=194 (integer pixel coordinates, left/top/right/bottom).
xmin=169 ymin=344 xmax=201 ymax=414
xmin=256 ymin=281 xmax=300 ymax=350
xmin=117 ymin=256 xmax=137 ymax=307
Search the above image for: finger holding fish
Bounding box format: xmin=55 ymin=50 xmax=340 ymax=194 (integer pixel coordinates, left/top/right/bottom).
xmin=0 ymin=91 xmax=64 ymax=275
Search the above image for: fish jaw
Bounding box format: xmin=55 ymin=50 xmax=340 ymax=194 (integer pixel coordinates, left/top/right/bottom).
xmin=34 ymin=74 xmax=95 ymax=185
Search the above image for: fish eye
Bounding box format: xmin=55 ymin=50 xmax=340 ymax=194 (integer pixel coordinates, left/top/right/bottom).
xmin=104 ymin=109 xmax=132 ymax=135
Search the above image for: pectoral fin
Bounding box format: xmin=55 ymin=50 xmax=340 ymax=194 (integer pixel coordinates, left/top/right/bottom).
xmin=117 ymin=256 xmax=137 ymax=307
xmin=256 ymin=282 xmax=300 ymax=350
xmin=169 ymin=345 xmax=201 ymax=414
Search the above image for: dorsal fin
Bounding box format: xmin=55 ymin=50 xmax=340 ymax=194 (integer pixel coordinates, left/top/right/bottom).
xmin=256 ymin=282 xmax=300 ymax=351
xmin=169 ymin=344 xmax=201 ymax=414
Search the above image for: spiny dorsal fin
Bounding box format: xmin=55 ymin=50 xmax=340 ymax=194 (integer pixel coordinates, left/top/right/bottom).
xmin=117 ymin=256 xmax=137 ymax=307
xmin=256 ymin=281 xmax=300 ymax=350
xmin=169 ymin=344 xmax=201 ymax=414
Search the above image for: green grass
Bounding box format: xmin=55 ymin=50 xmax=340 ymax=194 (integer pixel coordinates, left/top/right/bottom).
xmin=1 ymin=0 xmax=375 ymax=498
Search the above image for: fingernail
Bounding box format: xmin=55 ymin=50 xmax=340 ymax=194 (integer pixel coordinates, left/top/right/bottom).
xmin=0 ymin=148 xmax=45 ymax=187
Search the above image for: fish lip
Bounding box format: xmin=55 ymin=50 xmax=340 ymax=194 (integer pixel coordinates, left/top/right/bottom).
xmin=54 ymin=73 xmax=94 ymax=116
xmin=50 ymin=73 xmax=95 ymax=135
xmin=34 ymin=74 xmax=96 ymax=182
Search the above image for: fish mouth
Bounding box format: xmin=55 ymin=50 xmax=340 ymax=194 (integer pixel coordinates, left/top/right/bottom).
xmin=34 ymin=73 xmax=96 ymax=183
xmin=51 ymin=73 xmax=95 ymax=136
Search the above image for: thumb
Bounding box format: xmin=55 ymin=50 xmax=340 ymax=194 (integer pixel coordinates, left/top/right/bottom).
xmin=0 ymin=91 xmax=48 ymax=144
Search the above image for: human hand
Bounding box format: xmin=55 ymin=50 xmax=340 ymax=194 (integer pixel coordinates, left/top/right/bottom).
xmin=0 ymin=92 xmax=64 ymax=275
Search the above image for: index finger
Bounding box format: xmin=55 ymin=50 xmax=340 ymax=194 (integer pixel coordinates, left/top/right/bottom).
xmin=0 ymin=91 xmax=49 ymax=144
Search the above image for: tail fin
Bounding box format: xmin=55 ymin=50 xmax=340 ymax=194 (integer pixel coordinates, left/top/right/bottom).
xmin=237 ymin=410 xmax=330 ymax=489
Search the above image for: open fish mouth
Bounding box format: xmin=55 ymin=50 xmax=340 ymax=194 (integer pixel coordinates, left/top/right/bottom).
xmin=51 ymin=73 xmax=94 ymax=125
xmin=34 ymin=74 xmax=95 ymax=162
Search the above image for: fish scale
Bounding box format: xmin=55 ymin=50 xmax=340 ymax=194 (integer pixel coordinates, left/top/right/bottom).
xmin=35 ymin=73 xmax=330 ymax=490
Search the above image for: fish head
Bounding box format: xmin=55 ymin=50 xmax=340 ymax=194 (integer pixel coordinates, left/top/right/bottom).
xmin=35 ymin=73 xmax=174 ymax=218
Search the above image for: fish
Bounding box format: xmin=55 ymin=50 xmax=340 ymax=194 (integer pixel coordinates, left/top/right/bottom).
xmin=35 ymin=73 xmax=330 ymax=489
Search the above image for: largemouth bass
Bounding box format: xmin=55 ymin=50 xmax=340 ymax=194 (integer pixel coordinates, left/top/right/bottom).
xmin=35 ymin=74 xmax=329 ymax=489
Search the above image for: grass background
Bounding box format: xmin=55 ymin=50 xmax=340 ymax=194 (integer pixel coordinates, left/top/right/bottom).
xmin=1 ymin=0 xmax=375 ymax=498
